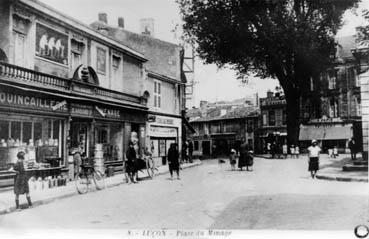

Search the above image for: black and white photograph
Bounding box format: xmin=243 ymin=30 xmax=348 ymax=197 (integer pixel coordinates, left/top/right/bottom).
xmin=0 ymin=0 xmax=369 ymax=239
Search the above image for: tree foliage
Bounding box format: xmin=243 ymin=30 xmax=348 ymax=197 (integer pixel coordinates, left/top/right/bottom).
xmin=179 ymin=0 xmax=359 ymax=143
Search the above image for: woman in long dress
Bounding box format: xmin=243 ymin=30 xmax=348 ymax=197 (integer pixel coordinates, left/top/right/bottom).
xmin=167 ymin=143 xmax=180 ymax=180
xmin=13 ymin=151 xmax=32 ymax=210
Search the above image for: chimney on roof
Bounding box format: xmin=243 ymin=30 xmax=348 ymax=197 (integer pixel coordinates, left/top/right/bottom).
xmin=118 ymin=17 xmax=125 ymax=28
xmin=98 ymin=12 xmax=108 ymax=24
xmin=140 ymin=18 xmax=155 ymax=37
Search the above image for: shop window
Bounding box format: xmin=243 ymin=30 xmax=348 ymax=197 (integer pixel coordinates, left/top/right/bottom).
xmin=0 ymin=121 xmax=8 ymax=140
xmin=96 ymin=127 xmax=108 ymax=144
xmin=23 ymin=122 xmax=32 ymax=143
xmin=154 ymin=81 xmax=161 ymax=108
xmin=11 ymin=122 xmax=21 ymax=141
xmin=34 ymin=122 xmax=42 ymax=141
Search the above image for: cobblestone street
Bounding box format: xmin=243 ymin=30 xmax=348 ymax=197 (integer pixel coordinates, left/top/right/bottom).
xmin=0 ymin=157 xmax=367 ymax=231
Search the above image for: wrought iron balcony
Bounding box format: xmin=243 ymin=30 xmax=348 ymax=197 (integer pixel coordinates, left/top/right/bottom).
xmin=0 ymin=62 xmax=142 ymax=105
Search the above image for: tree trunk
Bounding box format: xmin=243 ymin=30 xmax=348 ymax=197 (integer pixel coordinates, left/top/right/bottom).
xmin=285 ymin=92 xmax=300 ymax=146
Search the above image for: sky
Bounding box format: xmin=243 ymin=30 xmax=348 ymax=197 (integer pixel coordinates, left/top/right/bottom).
xmin=40 ymin=0 xmax=369 ymax=107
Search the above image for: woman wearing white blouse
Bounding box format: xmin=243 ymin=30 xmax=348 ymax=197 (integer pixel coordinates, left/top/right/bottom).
xmin=307 ymin=140 xmax=321 ymax=179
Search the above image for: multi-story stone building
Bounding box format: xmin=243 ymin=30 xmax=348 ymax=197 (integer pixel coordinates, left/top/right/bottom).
xmin=189 ymin=106 xmax=259 ymax=158
xmin=90 ymin=14 xmax=187 ymax=165
xmin=256 ymin=90 xmax=287 ymax=154
xmin=299 ymin=36 xmax=363 ymax=153
xmin=0 ymin=0 xmax=185 ymax=186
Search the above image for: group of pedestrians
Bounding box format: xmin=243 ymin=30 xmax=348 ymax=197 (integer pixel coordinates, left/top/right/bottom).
xmin=267 ymin=142 xmax=299 ymax=159
xmin=125 ymin=141 xmax=182 ymax=183
xmin=229 ymin=140 xmax=254 ymax=171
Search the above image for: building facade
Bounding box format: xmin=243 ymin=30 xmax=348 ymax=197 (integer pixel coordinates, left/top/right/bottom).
xmin=299 ymin=36 xmax=363 ymax=153
xmin=189 ymin=107 xmax=259 ymax=158
xmin=255 ymin=91 xmax=287 ymax=154
xmin=0 ymin=0 xmax=150 ymax=185
xmin=90 ymin=14 xmax=186 ymax=166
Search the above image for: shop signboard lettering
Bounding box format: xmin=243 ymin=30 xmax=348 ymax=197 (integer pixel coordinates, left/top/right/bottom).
xmin=95 ymin=106 xmax=120 ymax=119
xmin=70 ymin=103 xmax=93 ymax=116
xmin=0 ymin=91 xmax=67 ymax=112
xmin=148 ymin=115 xmax=174 ymax=125
xmin=148 ymin=126 xmax=177 ymax=137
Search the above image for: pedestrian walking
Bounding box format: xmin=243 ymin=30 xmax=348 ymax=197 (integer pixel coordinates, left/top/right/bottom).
xmin=125 ymin=142 xmax=138 ymax=183
xmin=290 ymin=145 xmax=295 ymax=158
xmin=12 ymin=151 xmax=32 ymax=210
xmin=349 ymin=138 xmax=357 ymax=160
xmin=238 ymin=139 xmax=247 ymax=170
xmin=307 ymin=140 xmax=321 ymax=179
xmin=267 ymin=142 xmax=271 ymax=155
xmin=245 ymin=145 xmax=254 ymax=171
xmin=295 ymin=145 xmax=300 ymax=159
xmin=229 ymin=149 xmax=237 ymax=171
xmin=168 ymin=143 xmax=180 ymax=180
xmin=282 ymin=143 xmax=288 ymax=159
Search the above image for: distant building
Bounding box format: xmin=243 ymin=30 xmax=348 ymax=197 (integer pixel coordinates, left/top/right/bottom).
xmin=256 ymin=91 xmax=287 ymax=154
xmin=188 ymin=106 xmax=259 ymax=158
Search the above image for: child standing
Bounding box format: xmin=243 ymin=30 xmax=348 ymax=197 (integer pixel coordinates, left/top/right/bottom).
xmin=229 ymin=149 xmax=237 ymax=171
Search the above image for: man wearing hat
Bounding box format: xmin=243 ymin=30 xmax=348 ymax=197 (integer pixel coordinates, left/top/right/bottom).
xmin=307 ymin=140 xmax=321 ymax=179
xmin=12 ymin=151 xmax=32 ymax=210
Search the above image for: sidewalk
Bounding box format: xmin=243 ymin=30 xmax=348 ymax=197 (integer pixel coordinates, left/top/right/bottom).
xmin=316 ymin=154 xmax=368 ymax=182
xmin=0 ymin=160 xmax=202 ymax=215
xmin=256 ymin=153 xmax=368 ymax=182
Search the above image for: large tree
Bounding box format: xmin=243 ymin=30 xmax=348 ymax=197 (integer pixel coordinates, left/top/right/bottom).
xmin=178 ymin=0 xmax=359 ymax=144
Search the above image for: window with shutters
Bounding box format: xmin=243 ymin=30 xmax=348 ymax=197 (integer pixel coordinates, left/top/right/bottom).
xmin=154 ymin=80 xmax=161 ymax=109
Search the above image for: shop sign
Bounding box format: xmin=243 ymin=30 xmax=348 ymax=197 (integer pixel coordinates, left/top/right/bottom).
xmin=97 ymin=106 xmax=120 ymax=119
xmin=148 ymin=126 xmax=177 ymax=137
xmin=148 ymin=114 xmax=174 ymax=125
xmin=309 ymin=116 xmax=342 ymax=124
xmin=70 ymin=103 xmax=93 ymax=116
xmin=0 ymin=91 xmax=67 ymax=112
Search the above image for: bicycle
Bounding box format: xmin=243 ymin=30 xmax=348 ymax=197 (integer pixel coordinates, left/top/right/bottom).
xmin=123 ymin=155 xmax=158 ymax=183
xmin=75 ymin=159 xmax=106 ymax=194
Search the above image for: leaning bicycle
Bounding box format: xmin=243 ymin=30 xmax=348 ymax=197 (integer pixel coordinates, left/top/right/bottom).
xmin=75 ymin=159 xmax=106 ymax=194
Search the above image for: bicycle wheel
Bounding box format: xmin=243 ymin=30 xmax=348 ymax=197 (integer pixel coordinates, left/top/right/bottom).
xmin=146 ymin=158 xmax=156 ymax=179
xmin=75 ymin=172 xmax=89 ymax=194
xmin=93 ymin=170 xmax=106 ymax=190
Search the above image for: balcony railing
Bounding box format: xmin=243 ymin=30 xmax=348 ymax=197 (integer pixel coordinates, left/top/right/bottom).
xmin=0 ymin=62 xmax=142 ymax=105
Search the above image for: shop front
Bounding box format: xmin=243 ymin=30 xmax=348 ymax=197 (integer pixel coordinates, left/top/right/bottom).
xmin=68 ymin=103 xmax=146 ymax=177
xmin=299 ymin=119 xmax=353 ymax=153
xmin=0 ymin=86 xmax=68 ymax=187
xmin=146 ymin=114 xmax=181 ymax=166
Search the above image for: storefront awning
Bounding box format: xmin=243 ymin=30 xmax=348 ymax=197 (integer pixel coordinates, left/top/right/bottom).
xmin=299 ymin=125 xmax=352 ymax=141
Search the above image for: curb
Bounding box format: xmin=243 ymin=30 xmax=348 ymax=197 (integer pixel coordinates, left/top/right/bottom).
xmin=0 ymin=162 xmax=202 ymax=216
xmin=316 ymin=174 xmax=368 ymax=183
